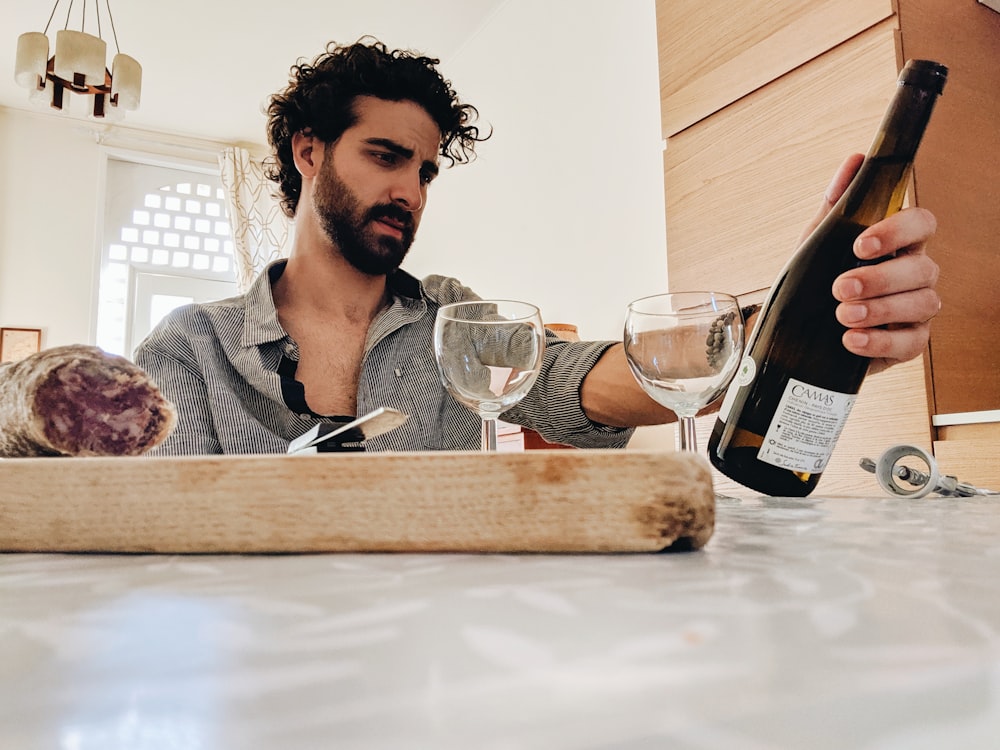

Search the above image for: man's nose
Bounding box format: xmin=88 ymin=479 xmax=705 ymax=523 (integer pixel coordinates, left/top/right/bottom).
xmin=390 ymin=170 xmax=424 ymax=212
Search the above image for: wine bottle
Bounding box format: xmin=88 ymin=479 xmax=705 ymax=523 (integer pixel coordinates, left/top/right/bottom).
xmin=707 ymin=59 xmax=948 ymax=497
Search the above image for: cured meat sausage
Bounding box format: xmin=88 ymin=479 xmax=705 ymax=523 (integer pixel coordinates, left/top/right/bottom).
xmin=0 ymin=345 xmax=176 ymax=457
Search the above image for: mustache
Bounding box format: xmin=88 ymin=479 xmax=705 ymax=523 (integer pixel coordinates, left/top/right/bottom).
xmin=365 ymin=204 xmax=414 ymax=231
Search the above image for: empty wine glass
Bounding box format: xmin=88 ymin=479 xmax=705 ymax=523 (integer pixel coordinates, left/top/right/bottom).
xmin=434 ymin=300 xmax=545 ymax=451
xmin=624 ymin=292 xmax=744 ymax=452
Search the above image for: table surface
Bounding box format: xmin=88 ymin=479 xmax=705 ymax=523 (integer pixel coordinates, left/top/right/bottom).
xmin=2 ymin=495 xmax=999 ymax=750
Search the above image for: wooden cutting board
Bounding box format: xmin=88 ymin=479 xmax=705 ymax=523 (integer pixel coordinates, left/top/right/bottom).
xmin=0 ymin=450 xmax=715 ymax=553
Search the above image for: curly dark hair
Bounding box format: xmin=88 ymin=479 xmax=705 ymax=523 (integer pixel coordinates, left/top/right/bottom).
xmin=264 ymin=37 xmax=488 ymax=218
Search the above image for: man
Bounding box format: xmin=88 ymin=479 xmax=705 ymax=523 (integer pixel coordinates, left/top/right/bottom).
xmin=135 ymin=39 xmax=941 ymax=455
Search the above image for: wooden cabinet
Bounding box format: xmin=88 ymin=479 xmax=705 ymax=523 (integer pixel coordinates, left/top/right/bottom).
xmin=655 ymin=0 xmax=1000 ymax=496
xmin=657 ymin=0 xmax=895 ymax=138
xmin=893 ymin=0 xmax=1000 ymax=416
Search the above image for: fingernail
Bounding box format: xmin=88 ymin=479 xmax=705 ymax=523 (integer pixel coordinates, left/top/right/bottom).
xmin=843 ymin=330 xmax=870 ymax=349
xmin=841 ymin=303 xmax=867 ymax=324
xmin=836 ymin=278 xmax=864 ymax=299
xmin=855 ymin=235 xmax=882 ymax=256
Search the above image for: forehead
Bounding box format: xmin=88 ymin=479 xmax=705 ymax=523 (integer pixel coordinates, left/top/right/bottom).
xmin=347 ymin=96 xmax=443 ymax=159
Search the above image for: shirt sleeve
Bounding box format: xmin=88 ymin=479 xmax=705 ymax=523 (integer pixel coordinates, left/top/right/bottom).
xmin=134 ymin=314 xmax=224 ymax=456
xmin=502 ymin=335 xmax=634 ymax=449
xmin=421 ymin=275 xmax=633 ymax=449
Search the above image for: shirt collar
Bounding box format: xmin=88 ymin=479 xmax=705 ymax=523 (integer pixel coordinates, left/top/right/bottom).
xmin=239 ymin=259 xmax=427 ymax=349
xmin=241 ymin=259 xmax=289 ymax=348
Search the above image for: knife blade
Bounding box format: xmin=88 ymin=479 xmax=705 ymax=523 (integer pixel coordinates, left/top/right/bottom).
xmin=287 ymin=407 xmax=410 ymax=454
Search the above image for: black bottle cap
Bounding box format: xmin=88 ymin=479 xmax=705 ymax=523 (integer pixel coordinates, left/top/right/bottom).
xmin=899 ymin=59 xmax=949 ymax=94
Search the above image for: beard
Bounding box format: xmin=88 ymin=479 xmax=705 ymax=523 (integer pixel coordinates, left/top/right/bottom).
xmin=312 ymin=158 xmax=416 ymax=276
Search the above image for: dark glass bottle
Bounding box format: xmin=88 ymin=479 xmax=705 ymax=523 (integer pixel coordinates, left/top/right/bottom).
xmin=707 ymin=59 xmax=948 ymax=497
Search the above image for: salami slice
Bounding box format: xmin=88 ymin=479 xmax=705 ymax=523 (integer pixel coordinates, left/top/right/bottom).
xmin=0 ymin=345 xmax=176 ymax=457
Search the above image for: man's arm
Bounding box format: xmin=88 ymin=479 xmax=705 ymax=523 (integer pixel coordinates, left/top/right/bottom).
xmin=579 ymin=153 xmax=942 ymax=427
xmin=579 ymin=344 xmax=678 ymax=427
xmin=134 ymin=341 xmax=223 ymax=455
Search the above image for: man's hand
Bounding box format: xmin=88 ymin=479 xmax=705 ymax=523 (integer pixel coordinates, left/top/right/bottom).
xmin=809 ymin=154 xmax=941 ymax=375
xmin=581 ymin=153 xmax=942 ymax=429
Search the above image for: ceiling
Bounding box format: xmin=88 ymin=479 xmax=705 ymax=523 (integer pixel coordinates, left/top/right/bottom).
xmin=0 ymin=0 xmax=509 ymax=146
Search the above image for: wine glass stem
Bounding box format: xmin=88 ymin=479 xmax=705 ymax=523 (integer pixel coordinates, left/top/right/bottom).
xmin=677 ymin=415 xmax=698 ymax=452
xmin=481 ymin=417 xmax=499 ymax=452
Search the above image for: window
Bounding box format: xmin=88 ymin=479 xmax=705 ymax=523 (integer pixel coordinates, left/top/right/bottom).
xmin=96 ymin=156 xmax=238 ymax=357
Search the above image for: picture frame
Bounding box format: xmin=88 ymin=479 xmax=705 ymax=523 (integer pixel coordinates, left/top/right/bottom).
xmin=0 ymin=327 xmax=42 ymax=363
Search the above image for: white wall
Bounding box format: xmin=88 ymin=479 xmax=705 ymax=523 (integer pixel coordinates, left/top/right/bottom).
xmin=0 ymin=109 xmax=103 ymax=347
xmin=0 ymin=0 xmax=667 ymax=349
xmin=411 ymin=0 xmax=668 ymax=341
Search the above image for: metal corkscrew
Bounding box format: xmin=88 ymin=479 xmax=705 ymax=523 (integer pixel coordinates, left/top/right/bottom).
xmin=859 ymin=444 xmax=999 ymax=498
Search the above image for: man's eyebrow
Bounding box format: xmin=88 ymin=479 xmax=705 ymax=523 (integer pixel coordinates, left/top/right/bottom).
xmin=365 ymin=138 xmax=439 ymax=178
xmin=365 ymin=137 xmax=413 ymax=159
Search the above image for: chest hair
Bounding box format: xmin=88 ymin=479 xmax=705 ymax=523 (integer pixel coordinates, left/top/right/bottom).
xmin=291 ymin=320 xmax=370 ymax=416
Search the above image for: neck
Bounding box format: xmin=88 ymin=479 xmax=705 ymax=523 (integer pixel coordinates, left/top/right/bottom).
xmin=273 ymin=218 xmax=390 ymax=325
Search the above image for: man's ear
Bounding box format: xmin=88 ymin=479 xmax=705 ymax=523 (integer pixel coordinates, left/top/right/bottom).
xmin=291 ymin=130 xmax=322 ymax=178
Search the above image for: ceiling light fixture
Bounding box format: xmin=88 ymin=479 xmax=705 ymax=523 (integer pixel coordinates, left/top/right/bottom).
xmin=14 ymin=0 xmax=141 ymax=119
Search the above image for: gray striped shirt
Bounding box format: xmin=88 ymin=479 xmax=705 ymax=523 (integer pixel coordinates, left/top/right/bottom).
xmin=134 ymin=260 xmax=633 ymax=455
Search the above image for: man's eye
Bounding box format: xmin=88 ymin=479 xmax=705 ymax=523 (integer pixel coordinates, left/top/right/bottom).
xmin=373 ymin=152 xmax=397 ymax=165
xmin=420 ymin=172 xmax=435 ymax=186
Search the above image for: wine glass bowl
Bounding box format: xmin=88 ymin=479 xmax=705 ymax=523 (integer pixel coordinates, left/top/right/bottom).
xmin=624 ymin=292 xmax=744 ymax=452
xmin=433 ymin=300 xmax=545 ymax=451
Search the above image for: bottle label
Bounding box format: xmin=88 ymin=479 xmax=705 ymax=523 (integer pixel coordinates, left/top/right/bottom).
xmin=718 ymin=355 xmax=757 ymax=421
xmin=756 ymin=378 xmax=857 ymax=474
xmin=734 ymin=355 xmax=757 ymax=386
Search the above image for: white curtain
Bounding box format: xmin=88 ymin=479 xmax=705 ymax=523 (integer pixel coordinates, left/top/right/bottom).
xmin=218 ymin=147 xmax=293 ymax=293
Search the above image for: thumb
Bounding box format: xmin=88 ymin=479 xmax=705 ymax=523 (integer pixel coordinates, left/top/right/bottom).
xmin=798 ymin=153 xmax=864 ymax=243
xmin=824 ymin=153 xmax=864 ymax=205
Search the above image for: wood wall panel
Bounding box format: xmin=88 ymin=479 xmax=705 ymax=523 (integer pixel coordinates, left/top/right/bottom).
xmin=657 ymin=0 xmax=894 ymax=136
xmin=664 ymin=22 xmax=900 ymax=295
xmin=934 ymin=422 xmax=1000 ymax=488
xmin=937 ymin=422 xmax=1000 ymax=443
xmin=895 ymin=0 xmax=1000 ymax=414
xmin=933 ymin=422 xmax=1000 ymax=488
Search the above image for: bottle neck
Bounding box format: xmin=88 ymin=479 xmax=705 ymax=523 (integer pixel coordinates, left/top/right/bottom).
xmin=838 ymin=82 xmax=942 ymax=225
xmin=868 ymin=85 xmax=939 ymax=162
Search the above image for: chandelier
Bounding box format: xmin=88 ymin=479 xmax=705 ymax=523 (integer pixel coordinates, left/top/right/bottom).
xmin=14 ymin=0 xmax=141 ymax=119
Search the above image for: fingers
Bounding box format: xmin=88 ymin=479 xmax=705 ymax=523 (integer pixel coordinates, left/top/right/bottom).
xmin=836 ymin=286 xmax=941 ymax=329
xmin=842 ymin=323 xmax=932 ymax=375
xmin=833 ymin=249 xmax=940 ymax=302
xmin=842 ymin=323 xmax=929 ymax=357
xmin=851 ymin=206 xmax=938 ymax=262
xmin=833 ymin=251 xmax=941 ymax=375
xmin=831 ymin=204 xmax=941 ymax=375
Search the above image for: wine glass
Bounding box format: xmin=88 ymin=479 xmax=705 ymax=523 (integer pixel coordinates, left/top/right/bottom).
xmin=434 ymin=300 xmax=545 ymax=451
xmin=624 ymin=292 xmax=744 ymax=452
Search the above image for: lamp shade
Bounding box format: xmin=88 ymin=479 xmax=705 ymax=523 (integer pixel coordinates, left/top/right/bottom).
xmin=111 ymin=53 xmax=141 ymax=110
xmin=28 ymin=78 xmax=54 ymax=107
xmin=54 ymin=29 xmax=106 ymax=85
xmin=14 ymin=32 xmax=49 ymax=89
